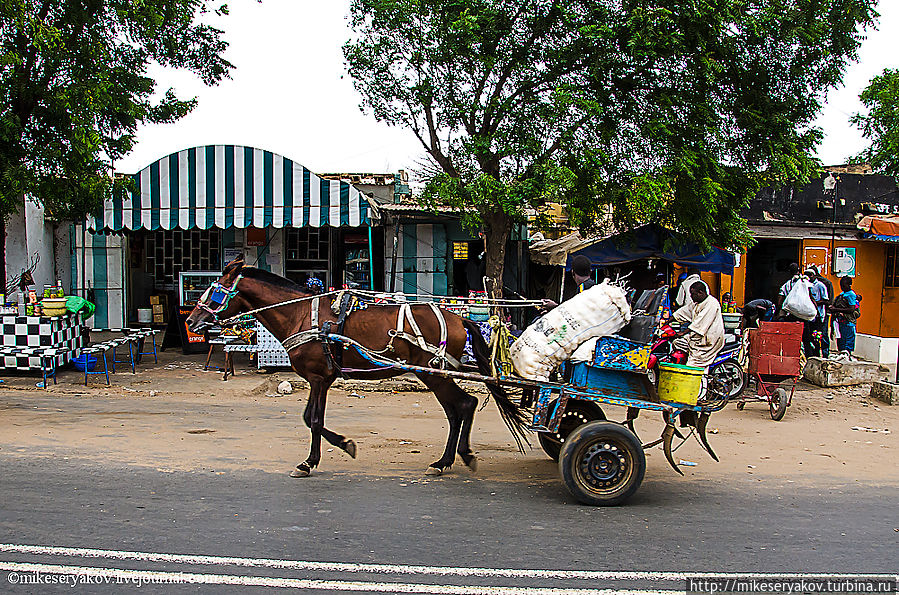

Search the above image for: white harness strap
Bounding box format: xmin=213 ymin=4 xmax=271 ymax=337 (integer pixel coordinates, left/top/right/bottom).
xmin=391 ymin=303 xmax=459 ymax=369
xmin=281 ymin=296 xmax=321 ymax=353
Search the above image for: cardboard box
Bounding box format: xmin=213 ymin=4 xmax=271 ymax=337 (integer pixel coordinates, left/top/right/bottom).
xmin=150 ymin=295 xmax=167 ymax=305
xmin=153 ymin=314 xmax=165 ymax=324
xmin=152 ymin=304 xmax=165 ymax=314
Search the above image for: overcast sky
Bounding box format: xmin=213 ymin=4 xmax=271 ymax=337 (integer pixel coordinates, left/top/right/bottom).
xmin=116 ymin=0 xmax=898 ymax=177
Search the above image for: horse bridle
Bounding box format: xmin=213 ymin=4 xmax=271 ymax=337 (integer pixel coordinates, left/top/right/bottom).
xmin=196 ymin=274 xmax=243 ymax=322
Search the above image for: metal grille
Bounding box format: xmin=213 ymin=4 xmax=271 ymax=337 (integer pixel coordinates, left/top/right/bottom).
xmin=145 ymin=230 xmax=222 ymax=289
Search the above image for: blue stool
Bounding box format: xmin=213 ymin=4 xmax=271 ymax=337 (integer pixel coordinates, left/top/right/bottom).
xmin=108 ymin=337 xmax=136 ymax=373
xmin=135 ymin=328 xmax=159 ymax=364
xmin=80 ymin=345 xmax=111 ymax=385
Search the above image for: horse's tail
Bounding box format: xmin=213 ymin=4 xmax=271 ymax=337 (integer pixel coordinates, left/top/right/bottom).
xmin=462 ymin=318 xmax=531 ymax=453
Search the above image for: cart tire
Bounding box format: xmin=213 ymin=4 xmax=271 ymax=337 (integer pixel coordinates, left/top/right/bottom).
xmin=559 ymin=421 xmax=645 ymax=506
xmin=538 ymin=401 xmax=606 ymax=461
xmin=712 ymin=360 xmax=745 ymax=399
xmin=736 ymin=401 xmax=745 ymax=410
xmin=769 ymin=388 xmax=788 ymax=421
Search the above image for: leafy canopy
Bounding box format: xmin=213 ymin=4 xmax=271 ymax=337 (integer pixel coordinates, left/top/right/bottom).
xmin=0 ymin=0 xmax=233 ymax=220
xmin=851 ymin=68 xmax=899 ymax=176
xmin=345 ymin=0 xmax=877 ymax=255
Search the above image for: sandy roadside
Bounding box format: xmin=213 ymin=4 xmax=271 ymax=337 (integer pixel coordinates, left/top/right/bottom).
xmin=0 ymin=359 xmax=895 ymax=489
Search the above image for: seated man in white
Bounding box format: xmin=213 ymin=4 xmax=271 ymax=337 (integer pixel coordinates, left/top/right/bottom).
xmin=671 ymin=282 xmax=725 ymax=368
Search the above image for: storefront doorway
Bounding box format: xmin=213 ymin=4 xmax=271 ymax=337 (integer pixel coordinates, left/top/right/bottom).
xmin=745 ymin=239 xmax=801 ymax=302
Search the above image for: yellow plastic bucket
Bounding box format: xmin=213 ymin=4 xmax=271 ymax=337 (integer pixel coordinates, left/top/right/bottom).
xmin=657 ymin=362 xmax=705 ymax=405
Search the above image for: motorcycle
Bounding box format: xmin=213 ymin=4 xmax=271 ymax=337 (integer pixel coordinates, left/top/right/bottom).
xmin=647 ymin=322 xmax=746 ymax=403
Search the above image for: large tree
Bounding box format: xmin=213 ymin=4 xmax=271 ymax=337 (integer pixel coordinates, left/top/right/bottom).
xmin=345 ymin=0 xmax=877 ymax=299
xmin=851 ymin=67 xmax=899 ymax=175
xmin=0 ymin=0 xmax=232 ymax=280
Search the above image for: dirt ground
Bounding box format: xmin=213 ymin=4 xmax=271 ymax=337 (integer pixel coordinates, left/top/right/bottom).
xmin=0 ymin=344 xmax=896 ymax=488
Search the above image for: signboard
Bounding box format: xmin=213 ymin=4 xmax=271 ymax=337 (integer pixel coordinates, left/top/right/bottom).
xmin=223 ymin=248 xmax=244 ymax=266
xmin=833 ymin=247 xmax=856 ymax=278
xmin=177 ymin=305 xmax=208 ymax=354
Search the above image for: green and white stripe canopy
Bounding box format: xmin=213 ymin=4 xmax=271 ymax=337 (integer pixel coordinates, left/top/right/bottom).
xmin=94 ymin=145 xmax=370 ymax=231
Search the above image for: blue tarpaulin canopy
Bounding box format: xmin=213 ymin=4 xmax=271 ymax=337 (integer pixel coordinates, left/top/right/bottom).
xmin=566 ymin=224 xmax=736 ymax=275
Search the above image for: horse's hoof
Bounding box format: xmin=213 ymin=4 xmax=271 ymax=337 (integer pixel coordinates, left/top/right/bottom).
xmin=463 ymin=455 xmax=478 ymax=473
xmin=342 ymin=439 xmax=357 ymax=459
xmin=289 ymin=463 xmax=311 ymax=478
xmin=425 ymin=466 xmax=444 ymax=476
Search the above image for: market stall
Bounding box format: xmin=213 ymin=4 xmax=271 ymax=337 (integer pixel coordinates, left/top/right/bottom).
xmin=0 ymin=311 xmax=84 ymax=371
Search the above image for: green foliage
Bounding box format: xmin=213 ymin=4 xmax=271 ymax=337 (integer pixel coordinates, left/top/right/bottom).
xmin=0 ymin=0 xmax=233 ymax=221
xmin=851 ymin=68 xmax=899 ymax=176
xmin=345 ymin=0 xmax=877 ymax=255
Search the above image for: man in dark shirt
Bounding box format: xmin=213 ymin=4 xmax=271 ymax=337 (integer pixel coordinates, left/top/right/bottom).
xmin=540 ymin=254 xmax=596 ymax=310
xmin=742 ymin=298 xmax=776 ymax=328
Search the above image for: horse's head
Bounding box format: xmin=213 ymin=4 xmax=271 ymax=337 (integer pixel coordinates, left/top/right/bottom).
xmin=186 ymin=254 xmax=246 ymax=333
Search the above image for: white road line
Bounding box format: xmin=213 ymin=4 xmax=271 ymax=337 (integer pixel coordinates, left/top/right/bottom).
xmin=0 ymin=544 xmax=895 ymax=582
xmin=0 ymin=561 xmax=673 ymax=594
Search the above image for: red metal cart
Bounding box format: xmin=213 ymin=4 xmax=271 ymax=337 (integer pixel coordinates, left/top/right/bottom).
xmin=737 ymin=321 xmax=804 ymax=420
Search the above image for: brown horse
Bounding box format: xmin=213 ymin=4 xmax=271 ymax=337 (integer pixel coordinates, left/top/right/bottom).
xmin=186 ymin=255 xmax=529 ymax=478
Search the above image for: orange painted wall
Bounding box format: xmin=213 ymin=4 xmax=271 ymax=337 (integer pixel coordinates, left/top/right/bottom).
xmin=800 ymin=239 xmax=891 ymax=337
xmin=672 ymin=253 xmax=746 ymax=306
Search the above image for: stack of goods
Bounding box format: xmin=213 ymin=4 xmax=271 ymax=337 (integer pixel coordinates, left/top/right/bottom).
xmin=467 ymin=290 xmax=489 ymax=322
xmin=37 ymin=281 xmax=68 ymax=317
xmin=151 ymin=295 xmax=168 ymax=324
xmin=510 ymin=281 xmax=631 ymax=381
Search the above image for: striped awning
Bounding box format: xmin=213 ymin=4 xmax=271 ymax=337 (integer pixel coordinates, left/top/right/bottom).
xmin=93 ymin=145 xmax=370 ymax=231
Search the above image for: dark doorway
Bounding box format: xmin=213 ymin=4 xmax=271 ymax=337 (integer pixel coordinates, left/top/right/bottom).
xmin=745 ymin=239 xmax=801 ymax=302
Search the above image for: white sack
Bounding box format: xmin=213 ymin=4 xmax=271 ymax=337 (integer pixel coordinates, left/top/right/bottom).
xmin=783 ymin=278 xmax=817 ymax=321
xmin=570 ymin=338 xmax=599 ymax=363
xmin=510 ymin=281 xmax=631 ymax=380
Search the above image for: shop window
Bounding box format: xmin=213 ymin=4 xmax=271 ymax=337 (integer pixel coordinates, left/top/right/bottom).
xmin=144 ymin=229 xmax=221 ymax=290
xmin=887 ymin=245 xmax=899 ymax=288
xmin=285 ymin=228 xmax=330 ymax=286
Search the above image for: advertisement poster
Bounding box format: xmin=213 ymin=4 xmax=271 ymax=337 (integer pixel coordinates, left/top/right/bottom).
xmin=177 ymin=306 xmax=208 ymax=354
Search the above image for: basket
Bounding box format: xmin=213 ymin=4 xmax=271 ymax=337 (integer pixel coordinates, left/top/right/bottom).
xmin=657 ymin=362 xmax=705 ymax=405
xmin=71 ymin=354 xmax=98 ymax=372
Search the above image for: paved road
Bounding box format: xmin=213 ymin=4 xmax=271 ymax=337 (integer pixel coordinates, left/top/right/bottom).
xmin=0 ymin=455 xmax=895 ymax=593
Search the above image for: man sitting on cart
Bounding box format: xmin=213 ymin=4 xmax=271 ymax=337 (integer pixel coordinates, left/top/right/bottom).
xmin=671 ymin=282 xmax=725 ymax=368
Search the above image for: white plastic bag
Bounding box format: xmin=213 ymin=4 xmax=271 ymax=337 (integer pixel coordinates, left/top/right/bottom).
xmin=783 ymin=278 xmax=817 ymax=321
xmin=510 ymin=281 xmax=631 ymax=381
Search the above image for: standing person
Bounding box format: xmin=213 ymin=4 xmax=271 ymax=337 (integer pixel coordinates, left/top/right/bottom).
xmin=804 ymin=267 xmax=829 ymax=357
xmin=777 ymin=263 xmax=802 ymax=312
xmin=540 ymin=254 xmax=596 ymax=310
xmin=671 ymin=282 xmax=725 ymax=368
xmin=812 ymin=265 xmax=834 ymax=357
xmin=830 ymin=276 xmax=861 ymax=355
xmin=675 ymin=267 xmax=708 ymax=309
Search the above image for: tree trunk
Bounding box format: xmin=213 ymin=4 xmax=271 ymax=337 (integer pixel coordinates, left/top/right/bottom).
xmin=482 ymin=210 xmax=511 ymax=304
xmin=0 ymin=218 xmax=5 ymax=294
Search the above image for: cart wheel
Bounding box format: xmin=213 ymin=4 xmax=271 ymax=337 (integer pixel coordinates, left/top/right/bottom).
xmin=711 ymin=360 xmax=745 ymax=399
xmin=736 ymin=401 xmax=745 ymax=410
xmin=538 ymin=401 xmax=606 ymax=461
xmin=769 ymin=388 xmax=788 ymax=421
xmin=559 ymin=421 xmax=645 ymax=506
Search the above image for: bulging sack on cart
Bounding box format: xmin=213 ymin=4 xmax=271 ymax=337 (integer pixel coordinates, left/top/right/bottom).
xmin=782 ymin=278 xmax=817 ymax=321
xmin=510 ymin=281 xmax=631 ymax=381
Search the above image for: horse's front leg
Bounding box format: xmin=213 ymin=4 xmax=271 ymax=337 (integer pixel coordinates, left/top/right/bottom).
xmin=290 ymin=376 xmax=355 ymax=477
xmin=291 ymin=377 xmax=326 ymax=477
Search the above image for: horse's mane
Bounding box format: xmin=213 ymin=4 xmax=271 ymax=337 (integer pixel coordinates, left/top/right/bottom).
xmin=241 ymin=267 xmax=314 ymax=295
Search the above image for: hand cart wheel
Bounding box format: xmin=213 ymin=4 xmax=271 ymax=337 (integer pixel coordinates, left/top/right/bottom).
xmin=559 ymin=421 xmax=645 ymax=506
xmin=769 ymin=387 xmax=788 ymax=421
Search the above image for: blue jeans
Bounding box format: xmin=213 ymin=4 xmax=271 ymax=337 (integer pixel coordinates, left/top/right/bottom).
xmin=837 ymin=322 xmax=856 ymax=353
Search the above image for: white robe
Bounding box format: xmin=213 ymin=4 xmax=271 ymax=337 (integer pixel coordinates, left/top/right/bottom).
xmin=672 ymin=296 xmax=725 ymax=368
xmin=676 ymin=274 xmax=709 ymax=309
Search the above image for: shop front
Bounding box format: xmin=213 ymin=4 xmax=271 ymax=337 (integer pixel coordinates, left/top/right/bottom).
xmin=77 ymin=145 xmax=373 ymax=330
